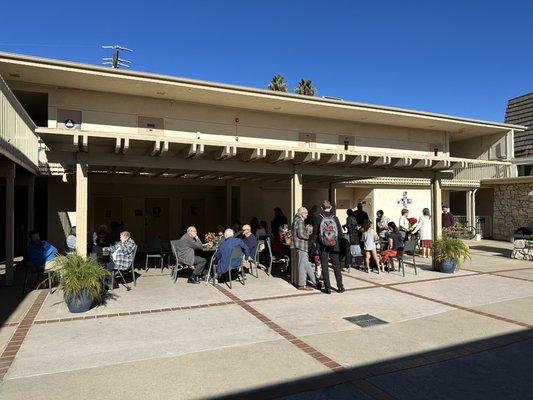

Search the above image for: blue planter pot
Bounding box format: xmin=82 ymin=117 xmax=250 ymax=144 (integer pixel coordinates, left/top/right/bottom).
xmin=67 ymin=290 xmax=93 ymax=313
xmin=439 ymin=259 xmax=457 ymax=274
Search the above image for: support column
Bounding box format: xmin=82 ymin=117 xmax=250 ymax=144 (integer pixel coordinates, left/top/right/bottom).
xmin=329 ymin=183 xmax=337 ymax=215
xmin=5 ymin=162 xmax=15 ymax=286
xmin=465 ymin=190 xmax=473 ymax=227
xmin=290 ymin=171 xmax=303 ymax=285
xmin=431 ymin=176 xmax=442 ymax=241
xmin=431 ymin=177 xmax=442 ymax=270
xmin=27 ymin=175 xmax=35 ymax=233
xmin=76 ymin=153 xmax=88 ymax=257
xmin=226 ymin=181 xmax=232 ymax=226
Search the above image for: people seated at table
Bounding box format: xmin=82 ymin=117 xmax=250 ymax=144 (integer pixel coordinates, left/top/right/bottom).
xmin=215 ymin=225 xmax=225 ymax=239
xmin=93 ymin=224 xmax=111 ymax=248
xmin=66 ymin=226 xmax=76 ymax=252
xmin=177 ymin=226 xmax=212 ymax=284
xmin=240 ymin=224 xmax=258 ymax=260
xmin=25 ymin=230 xmax=59 ymax=271
xmin=380 ymin=222 xmax=404 ymax=271
xmin=271 ymin=207 xmax=288 ymax=237
xmin=102 ymin=231 xmax=137 ymax=273
xmin=362 ymin=220 xmax=383 ymax=274
xmin=214 ymin=229 xmax=250 ymax=276
xmin=272 ymin=224 xmax=291 ymax=257
xmin=291 ymin=207 xmax=317 ymax=291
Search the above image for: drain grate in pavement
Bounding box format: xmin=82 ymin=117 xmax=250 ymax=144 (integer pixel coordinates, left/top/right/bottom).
xmin=343 ymin=314 xmax=388 ymax=328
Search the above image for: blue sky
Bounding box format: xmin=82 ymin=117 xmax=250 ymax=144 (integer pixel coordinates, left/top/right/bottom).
xmin=1 ymin=0 xmax=532 ymax=122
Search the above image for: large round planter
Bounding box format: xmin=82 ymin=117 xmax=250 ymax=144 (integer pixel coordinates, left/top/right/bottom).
xmin=439 ymin=259 xmax=457 ymax=274
xmin=66 ymin=290 xmax=93 ymax=313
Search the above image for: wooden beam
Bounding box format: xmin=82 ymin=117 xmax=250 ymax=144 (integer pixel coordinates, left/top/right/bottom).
xmin=114 ymin=137 xmax=122 ymax=154
xmin=294 ymin=151 xmax=321 ymax=164
xmin=150 ymin=141 xmax=161 ymax=156
xmin=413 ymin=159 xmax=433 ymax=169
xmin=186 ymin=143 xmax=204 ymax=158
xmin=241 ymin=148 xmax=267 ymax=162
xmin=432 ymin=160 xmax=451 ymax=170
xmin=321 ymin=153 xmax=346 ymax=164
xmin=349 ymin=155 xmax=370 ymax=165
xmin=215 ymin=145 xmax=237 ymax=160
xmin=123 ymin=137 xmax=129 ymax=154
xmin=371 ymin=156 xmax=392 ymax=166
xmin=392 ymin=157 xmax=413 ymax=168
xmin=159 ymin=141 xmax=169 ymax=157
xmin=267 ymin=150 xmax=295 ymax=163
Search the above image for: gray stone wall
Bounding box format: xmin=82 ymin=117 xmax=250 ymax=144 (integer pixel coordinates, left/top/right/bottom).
xmin=493 ymin=183 xmax=533 ymax=240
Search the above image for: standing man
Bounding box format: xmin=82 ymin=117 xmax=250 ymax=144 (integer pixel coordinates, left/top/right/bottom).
xmin=314 ymin=200 xmax=344 ymax=294
xmin=354 ymin=202 xmax=369 ymax=227
xmin=442 ymin=205 xmax=455 ymax=229
xmin=376 ymin=210 xmax=390 ymax=239
xmin=292 ymin=207 xmax=317 ymax=291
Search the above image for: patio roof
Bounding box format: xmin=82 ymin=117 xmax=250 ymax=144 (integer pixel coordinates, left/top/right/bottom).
xmin=0 ymin=51 xmax=525 ymax=141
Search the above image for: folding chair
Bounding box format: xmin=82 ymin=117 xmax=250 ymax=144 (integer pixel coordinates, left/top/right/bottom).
xmin=348 ymin=244 xmax=363 ymax=273
xmin=248 ymin=242 xmax=261 ymax=278
xmin=110 ymin=245 xmax=138 ymax=290
xmin=397 ymin=239 xmax=418 ymax=277
xmin=265 ymin=237 xmax=289 ymax=275
xmin=145 ymin=237 xmax=163 ymax=272
xmin=205 ymin=248 xmax=219 ymax=286
xmin=227 ymin=246 xmax=246 ymax=289
xmin=257 ymin=235 xmax=273 ymax=276
xmin=169 ymin=240 xmax=188 ymax=283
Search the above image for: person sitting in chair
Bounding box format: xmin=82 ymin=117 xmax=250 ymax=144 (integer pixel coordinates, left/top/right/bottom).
xmin=102 ymin=231 xmax=136 ymax=274
xmin=213 ymin=229 xmax=250 ymax=276
xmin=240 ymin=224 xmax=258 ymax=261
xmin=25 ymin=230 xmax=58 ymax=271
xmin=66 ymin=226 xmax=76 ymax=252
xmin=177 ymin=226 xmax=212 ymax=284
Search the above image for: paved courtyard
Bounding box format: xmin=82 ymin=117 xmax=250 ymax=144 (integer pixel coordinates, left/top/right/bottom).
xmin=1 ymin=240 xmax=532 ymax=399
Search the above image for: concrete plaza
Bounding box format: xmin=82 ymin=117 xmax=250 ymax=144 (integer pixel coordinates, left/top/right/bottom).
xmin=1 ymin=240 xmax=532 ymax=400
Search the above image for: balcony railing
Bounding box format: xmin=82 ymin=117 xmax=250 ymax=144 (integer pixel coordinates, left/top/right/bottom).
xmin=0 ymin=74 xmax=39 ymax=171
xmin=450 ymin=161 xmax=514 ymax=182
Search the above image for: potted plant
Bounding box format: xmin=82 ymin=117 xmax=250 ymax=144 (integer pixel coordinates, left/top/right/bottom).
xmin=54 ymin=253 xmax=109 ymax=313
xmin=432 ymin=236 xmax=470 ymax=273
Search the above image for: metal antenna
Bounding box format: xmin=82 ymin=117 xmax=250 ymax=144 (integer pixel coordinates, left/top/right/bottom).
xmin=102 ymin=45 xmax=133 ymax=69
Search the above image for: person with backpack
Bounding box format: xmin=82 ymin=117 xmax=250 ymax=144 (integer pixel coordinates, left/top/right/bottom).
xmin=314 ymin=200 xmax=344 ymax=294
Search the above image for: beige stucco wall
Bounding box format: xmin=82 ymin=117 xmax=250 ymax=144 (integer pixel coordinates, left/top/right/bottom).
xmin=450 ymin=133 xmax=509 ymax=160
xmin=372 ymin=187 xmax=432 ymax=225
xmin=492 ymin=183 xmax=533 ymax=240
xmin=9 ymin=82 xmax=446 ymax=156
xmin=47 ymin=178 xmax=75 ymax=248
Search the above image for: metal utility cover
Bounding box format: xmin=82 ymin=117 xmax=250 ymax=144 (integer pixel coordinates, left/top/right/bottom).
xmin=343 ymin=314 xmax=388 ymax=328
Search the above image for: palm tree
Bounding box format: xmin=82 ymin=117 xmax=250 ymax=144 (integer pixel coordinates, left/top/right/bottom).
xmin=267 ymin=74 xmax=288 ymax=92
xmin=294 ymin=79 xmax=316 ymax=96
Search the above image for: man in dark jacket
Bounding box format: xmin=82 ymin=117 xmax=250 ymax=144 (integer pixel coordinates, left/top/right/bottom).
xmin=314 ymin=200 xmax=344 ymax=294
xmin=214 ymin=229 xmax=250 ymax=275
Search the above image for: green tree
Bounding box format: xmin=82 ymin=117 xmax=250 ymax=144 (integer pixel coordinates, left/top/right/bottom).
xmin=294 ymin=79 xmax=316 ymax=96
xmin=267 ymin=74 xmax=289 ymax=92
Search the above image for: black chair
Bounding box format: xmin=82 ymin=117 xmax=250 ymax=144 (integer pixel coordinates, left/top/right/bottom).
xmin=169 ymin=240 xmax=188 ymax=283
xmin=227 ymin=246 xmax=246 ymax=289
xmin=22 ymin=263 xmax=54 ymax=294
xmin=110 ymin=245 xmax=138 ymax=290
xmin=397 ymin=239 xmax=418 ymax=277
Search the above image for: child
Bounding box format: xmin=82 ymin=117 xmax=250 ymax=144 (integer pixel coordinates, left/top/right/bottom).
xmin=362 ymin=220 xmax=383 ymax=274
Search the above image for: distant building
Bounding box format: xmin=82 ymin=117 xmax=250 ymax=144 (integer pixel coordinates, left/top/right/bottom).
xmin=506 ymin=92 xmax=533 ymax=176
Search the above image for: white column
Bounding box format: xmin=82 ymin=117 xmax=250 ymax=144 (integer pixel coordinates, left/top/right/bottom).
xmin=27 ymin=175 xmax=35 ymax=232
xmin=465 ymin=190 xmax=473 ymax=227
xmin=431 ymin=177 xmax=442 ymax=241
xmin=226 ymin=181 xmax=232 ymax=226
xmin=290 ymin=171 xmax=303 ymax=285
xmin=76 ymin=153 xmax=88 ymax=257
xmin=5 ymin=162 xmax=15 ymax=286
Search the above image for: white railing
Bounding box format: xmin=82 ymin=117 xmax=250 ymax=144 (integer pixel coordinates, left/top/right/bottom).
xmin=450 ymin=161 xmax=514 ymax=181
xmin=0 ymin=74 xmax=39 ymax=170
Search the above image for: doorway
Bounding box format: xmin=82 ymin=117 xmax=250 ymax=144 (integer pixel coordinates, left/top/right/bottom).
xmin=145 ymin=198 xmax=169 ymax=242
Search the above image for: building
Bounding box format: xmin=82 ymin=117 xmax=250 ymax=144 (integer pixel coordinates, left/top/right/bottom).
xmin=0 ymin=51 xmax=523 ymax=285
xmin=505 ymin=92 xmax=533 ymax=176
